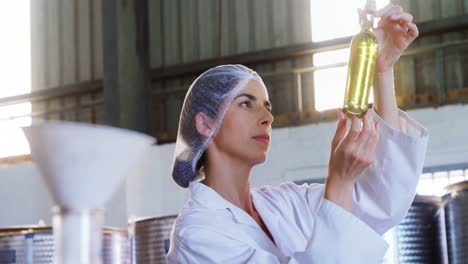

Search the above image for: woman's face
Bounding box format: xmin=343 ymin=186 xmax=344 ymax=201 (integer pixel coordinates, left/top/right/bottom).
xmin=212 ymin=80 xmax=274 ymax=166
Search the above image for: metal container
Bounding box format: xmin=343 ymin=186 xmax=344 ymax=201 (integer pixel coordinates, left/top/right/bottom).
xmin=29 ymin=227 xmax=54 ymax=263
xmin=0 ymin=228 xmax=30 ymax=263
xmin=443 ymin=180 xmax=468 ymax=263
xmin=0 ymin=226 xmax=129 ymax=264
xmin=102 ymin=228 xmax=130 ymax=264
xmin=395 ymin=195 xmax=448 ymax=264
xmin=129 ymin=215 xmax=177 ymax=264
xmin=0 ymin=226 xmax=53 ymax=263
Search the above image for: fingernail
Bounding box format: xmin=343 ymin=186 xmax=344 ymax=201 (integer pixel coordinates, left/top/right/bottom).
xmin=341 ymin=110 xmax=347 ymax=120
xmin=335 ymin=111 xmax=342 ymax=123
xmin=336 ymin=109 xmax=342 ymax=119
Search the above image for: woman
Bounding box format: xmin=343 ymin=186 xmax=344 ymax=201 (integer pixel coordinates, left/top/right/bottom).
xmin=167 ymin=4 xmax=428 ymax=263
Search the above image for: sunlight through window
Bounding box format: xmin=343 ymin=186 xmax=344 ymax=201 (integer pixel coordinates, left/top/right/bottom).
xmin=0 ymin=0 xmax=31 ymax=158
xmin=416 ymin=168 xmax=468 ymax=196
xmin=310 ymin=0 xmax=387 ymax=111
xmin=310 ymin=0 xmax=389 ymax=42
xmin=313 ymin=48 xmax=373 ymax=111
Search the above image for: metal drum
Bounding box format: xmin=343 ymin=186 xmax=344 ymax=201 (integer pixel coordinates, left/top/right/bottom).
xmin=129 ymin=215 xmax=177 ymax=264
xmin=102 ymin=228 xmax=130 ymax=264
xmin=395 ymin=195 xmax=448 ymax=264
xmin=0 ymin=226 xmax=129 ymax=263
xmin=28 ymin=227 xmax=54 ymax=263
xmin=443 ymin=180 xmax=468 ymax=263
xmin=0 ymin=227 xmax=31 ymax=263
xmin=0 ymin=226 xmax=53 ymax=263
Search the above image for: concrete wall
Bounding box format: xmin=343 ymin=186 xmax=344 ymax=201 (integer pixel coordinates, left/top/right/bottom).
xmin=0 ymin=162 xmax=128 ymax=228
xmin=2 ymin=105 xmax=468 ymax=227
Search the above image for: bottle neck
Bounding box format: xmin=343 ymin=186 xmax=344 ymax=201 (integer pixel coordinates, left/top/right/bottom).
xmin=360 ymin=13 xmax=374 ymax=32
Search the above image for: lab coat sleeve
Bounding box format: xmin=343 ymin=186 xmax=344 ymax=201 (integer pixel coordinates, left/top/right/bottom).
xmin=291 ymin=198 xmax=389 ymax=263
xmin=167 ymin=199 xmax=388 ymax=264
xmin=352 ymin=109 xmax=429 ymax=235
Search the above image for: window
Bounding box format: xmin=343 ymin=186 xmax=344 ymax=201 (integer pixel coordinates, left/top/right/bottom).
xmin=310 ymin=0 xmax=387 ymax=111
xmin=0 ymin=0 xmax=31 ymax=158
xmin=312 ymin=48 xmax=376 ymax=111
xmin=417 ymin=165 xmax=468 ymax=196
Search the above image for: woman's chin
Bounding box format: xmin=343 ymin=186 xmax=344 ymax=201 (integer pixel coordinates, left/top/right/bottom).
xmin=251 ymin=153 xmax=268 ymax=165
xmin=239 ymin=148 xmax=269 ymax=165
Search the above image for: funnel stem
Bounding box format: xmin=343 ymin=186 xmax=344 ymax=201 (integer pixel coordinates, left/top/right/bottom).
xmin=52 ymin=207 xmax=104 ymax=264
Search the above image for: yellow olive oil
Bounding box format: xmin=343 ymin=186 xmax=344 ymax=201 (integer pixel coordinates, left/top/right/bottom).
xmin=343 ymin=8 xmax=378 ymax=118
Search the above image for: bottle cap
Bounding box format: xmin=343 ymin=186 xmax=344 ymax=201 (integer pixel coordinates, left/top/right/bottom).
xmin=364 ymin=0 xmax=376 ymax=13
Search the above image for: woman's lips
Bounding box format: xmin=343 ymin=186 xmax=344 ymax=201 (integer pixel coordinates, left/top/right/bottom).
xmin=252 ymin=135 xmax=270 ymax=144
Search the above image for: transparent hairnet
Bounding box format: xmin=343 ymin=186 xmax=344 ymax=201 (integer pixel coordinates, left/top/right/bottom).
xmin=171 ymin=64 xmax=267 ymax=188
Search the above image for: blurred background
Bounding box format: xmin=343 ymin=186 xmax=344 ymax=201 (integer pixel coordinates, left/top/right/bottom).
xmin=1 ymin=0 xmax=468 ymax=263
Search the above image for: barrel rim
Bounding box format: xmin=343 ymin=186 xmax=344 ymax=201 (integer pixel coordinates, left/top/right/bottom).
xmin=444 ymin=180 xmax=468 ymax=193
xmin=413 ymin=194 xmax=442 ymax=204
xmin=0 ymin=225 xmax=51 ymax=235
xmin=128 ymin=214 xmax=178 ymax=224
xmin=103 ymin=226 xmax=128 ymax=235
xmin=0 ymin=225 xmax=127 ymax=236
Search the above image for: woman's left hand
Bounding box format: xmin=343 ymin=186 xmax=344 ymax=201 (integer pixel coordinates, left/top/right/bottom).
xmin=359 ymin=4 xmax=419 ymax=73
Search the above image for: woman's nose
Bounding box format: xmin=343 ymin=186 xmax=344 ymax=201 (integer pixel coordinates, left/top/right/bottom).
xmin=260 ymin=109 xmax=274 ymax=126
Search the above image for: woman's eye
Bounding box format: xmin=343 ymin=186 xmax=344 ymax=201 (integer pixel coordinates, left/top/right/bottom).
xmin=240 ymin=101 xmax=252 ymax=108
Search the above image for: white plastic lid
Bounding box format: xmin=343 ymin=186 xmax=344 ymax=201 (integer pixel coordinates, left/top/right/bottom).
xmin=364 ymin=0 xmax=376 ymax=12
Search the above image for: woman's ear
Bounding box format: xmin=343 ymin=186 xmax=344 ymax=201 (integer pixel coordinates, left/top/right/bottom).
xmin=195 ymin=112 xmax=213 ymax=138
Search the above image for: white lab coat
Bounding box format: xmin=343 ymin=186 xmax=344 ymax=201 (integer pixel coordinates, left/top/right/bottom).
xmin=167 ymin=110 xmax=429 ymax=264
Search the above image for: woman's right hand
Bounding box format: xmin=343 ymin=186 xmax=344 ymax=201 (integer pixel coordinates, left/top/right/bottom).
xmin=324 ymin=109 xmax=380 ymax=212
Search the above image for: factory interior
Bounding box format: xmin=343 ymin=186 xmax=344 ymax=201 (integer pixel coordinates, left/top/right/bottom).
xmin=1 ymin=0 xmax=468 ymax=263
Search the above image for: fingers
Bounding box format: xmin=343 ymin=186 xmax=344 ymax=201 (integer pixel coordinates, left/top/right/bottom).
xmin=374 ymin=3 xmax=395 ymax=17
xmin=329 ymin=111 xmax=381 ymax=182
xmin=367 ymin=3 xmax=418 ymax=41
xmin=375 ymin=121 xmax=380 ymax=141
xmin=355 ymin=110 xmax=380 ymax=165
xmin=377 ymin=13 xmax=418 ymax=40
xmin=361 ymin=4 xmax=411 ymax=23
xmin=407 ymin=21 xmax=419 ymax=38
xmin=362 ymin=119 xmax=380 ymax=152
xmin=357 ymin=110 xmax=378 ymax=149
xmin=331 ymin=109 xmax=347 ymax=151
xmin=339 ymin=114 xmax=361 ymax=148
xmin=390 ymin=13 xmax=413 ymax=23
xmin=386 ymin=12 xmax=414 ymax=31
xmin=356 ymin=109 xmax=374 ymax=142
xmin=350 ymin=110 xmax=379 ymax=151
xmin=376 ymin=4 xmax=414 ymax=30
xmin=354 ymin=119 xmax=379 ymax=166
xmin=389 ymin=20 xmax=418 ymax=38
xmin=375 ymin=4 xmax=402 ymax=18
xmin=335 ymin=109 xmax=381 ymax=153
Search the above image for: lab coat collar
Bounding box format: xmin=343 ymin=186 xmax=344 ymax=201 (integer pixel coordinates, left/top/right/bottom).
xmin=189 ymin=181 xmax=284 ymax=258
xmin=189 ymin=181 xmax=233 ymax=210
xmin=188 ymin=181 xmax=263 ymax=229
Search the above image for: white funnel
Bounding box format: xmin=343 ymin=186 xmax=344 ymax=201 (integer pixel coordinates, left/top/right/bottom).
xmin=22 ymin=121 xmax=155 ymax=263
xmin=22 ymin=121 xmax=155 ymax=210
